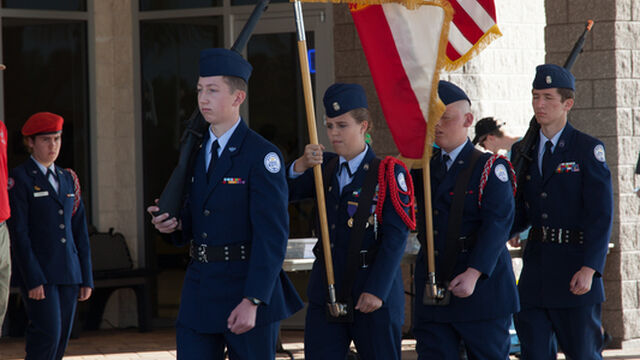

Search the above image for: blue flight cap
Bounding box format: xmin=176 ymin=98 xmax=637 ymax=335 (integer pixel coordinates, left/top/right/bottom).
xmin=323 ymin=83 xmax=368 ymax=118
xmin=438 ymin=80 xmax=471 ymax=105
xmin=533 ymin=64 xmax=575 ymax=91
xmin=199 ymin=48 xmax=252 ymax=82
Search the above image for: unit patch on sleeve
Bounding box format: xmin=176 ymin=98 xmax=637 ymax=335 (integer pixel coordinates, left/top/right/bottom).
xmin=494 ymin=164 xmax=509 ymax=182
xmin=397 ymin=172 xmax=408 ymax=192
xmin=264 ymin=152 xmax=281 ymax=173
xmin=594 ymin=144 xmax=606 ymax=162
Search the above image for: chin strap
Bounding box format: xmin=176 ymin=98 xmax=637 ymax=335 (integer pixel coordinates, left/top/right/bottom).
xmin=375 ymin=156 xmax=416 ymax=230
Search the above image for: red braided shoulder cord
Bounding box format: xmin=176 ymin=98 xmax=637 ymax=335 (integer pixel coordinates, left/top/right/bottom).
xmin=375 ymin=156 xmax=416 ymax=230
xmin=66 ymin=168 xmax=82 ymax=216
xmin=477 ymin=154 xmax=517 ymax=207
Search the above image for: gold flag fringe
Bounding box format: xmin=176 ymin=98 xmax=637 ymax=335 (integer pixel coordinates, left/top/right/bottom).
xmin=443 ymin=24 xmax=502 ymax=72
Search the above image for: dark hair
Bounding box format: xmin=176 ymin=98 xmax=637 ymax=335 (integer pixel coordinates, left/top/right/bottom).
xmin=222 ymin=76 xmax=248 ymax=93
xmin=557 ymin=88 xmax=575 ymax=102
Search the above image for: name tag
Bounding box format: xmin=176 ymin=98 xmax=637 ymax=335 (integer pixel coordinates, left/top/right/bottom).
xmin=33 ymin=191 xmax=49 ymax=197
xmin=67 ymin=193 xmax=75 ymax=198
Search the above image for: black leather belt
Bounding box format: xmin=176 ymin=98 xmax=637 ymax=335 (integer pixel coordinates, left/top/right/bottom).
xmin=189 ymin=241 xmax=250 ymax=263
xmin=529 ymin=226 xmax=584 ymax=245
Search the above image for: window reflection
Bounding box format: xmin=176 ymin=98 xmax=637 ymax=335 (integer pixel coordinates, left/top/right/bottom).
xmin=139 ymin=0 xmax=220 ymax=11
xmin=2 ymin=17 xmax=90 ymax=215
xmin=2 ymin=0 xmax=86 ymax=11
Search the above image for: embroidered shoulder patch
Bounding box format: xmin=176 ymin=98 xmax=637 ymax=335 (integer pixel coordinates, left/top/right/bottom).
xmin=397 ymin=172 xmax=407 ymax=192
xmin=594 ymin=144 xmax=606 ymax=162
xmin=264 ymin=152 xmax=281 ymax=173
xmin=494 ymin=164 xmax=509 ymax=182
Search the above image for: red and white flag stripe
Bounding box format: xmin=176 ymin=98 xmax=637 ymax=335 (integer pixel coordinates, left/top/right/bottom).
xmin=446 ymin=0 xmax=501 ymax=68
xmin=350 ymin=2 xmax=451 ymax=159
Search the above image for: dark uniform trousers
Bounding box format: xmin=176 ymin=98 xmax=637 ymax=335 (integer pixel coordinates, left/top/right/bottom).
xmin=174 ymin=120 xmax=303 ymax=359
xmin=288 ymin=148 xmax=410 ymax=360
xmin=8 ymin=158 xmax=93 ymax=360
xmin=511 ymin=124 xmax=613 ymax=360
xmin=412 ymin=140 xmax=519 ymax=360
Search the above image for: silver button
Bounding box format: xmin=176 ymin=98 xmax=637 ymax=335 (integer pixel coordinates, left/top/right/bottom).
xmin=331 ymin=224 xmax=335 ymax=230
xmin=203 ymin=210 xmax=210 ymax=216
xmin=541 ymin=213 xmax=548 ymax=219
xmin=331 ymin=243 xmax=334 ymax=248
xmin=191 ymin=177 xmax=195 ymax=183
xmin=335 ymin=205 xmax=339 ymax=210
xmin=434 ymin=210 xmax=439 ymax=216
xmin=58 ymin=209 xmax=64 ymax=215
xmin=328 ymin=186 xmax=333 ymax=192
xmin=202 ymin=232 xmax=208 ymax=238
xmin=541 ymin=192 xmax=547 ymax=199
xmin=60 ymin=238 xmax=66 ymax=243
xmin=59 ymin=224 xmax=65 ymax=229
xmin=526 ymin=175 xmax=531 ymax=180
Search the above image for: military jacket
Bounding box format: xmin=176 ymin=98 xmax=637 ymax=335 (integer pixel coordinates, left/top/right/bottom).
xmin=176 ymin=119 xmax=303 ymax=333
xmin=8 ymin=158 xmax=93 ymax=290
xmin=288 ymin=148 xmax=410 ymax=320
xmin=511 ymin=123 xmax=613 ymax=308
xmin=413 ymin=140 xmax=519 ymax=323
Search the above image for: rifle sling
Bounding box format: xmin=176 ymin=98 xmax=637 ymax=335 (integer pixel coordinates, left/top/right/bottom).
xmin=438 ymin=149 xmax=482 ymax=283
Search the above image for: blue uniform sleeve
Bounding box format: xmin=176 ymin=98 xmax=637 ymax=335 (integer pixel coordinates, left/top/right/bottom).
xmin=468 ymin=158 xmax=515 ymax=277
xmin=510 ymin=149 xmax=531 ymax=237
xmin=581 ymin=141 xmax=613 ymax=276
xmin=70 ymin=188 xmax=94 ymax=288
xmin=362 ymin=164 xmax=409 ymax=302
xmin=7 ymin=170 xmax=47 ymax=290
xmin=287 ymin=153 xmax=335 ymax=202
xmin=244 ymin=149 xmax=290 ymax=304
xmin=174 ymin=195 xmax=193 ymax=247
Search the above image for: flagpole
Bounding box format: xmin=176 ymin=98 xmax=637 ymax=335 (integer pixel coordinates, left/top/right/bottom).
xmin=421 ymin=145 xmax=445 ymax=301
xmin=293 ymin=0 xmax=346 ymax=317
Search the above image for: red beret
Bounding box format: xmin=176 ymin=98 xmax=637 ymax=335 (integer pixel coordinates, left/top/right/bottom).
xmin=21 ymin=112 xmax=64 ymax=136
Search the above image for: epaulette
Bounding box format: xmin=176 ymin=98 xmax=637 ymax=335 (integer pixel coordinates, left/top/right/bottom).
xmin=478 ymin=154 xmax=516 ymax=207
xmin=375 ymin=156 xmax=416 ymax=230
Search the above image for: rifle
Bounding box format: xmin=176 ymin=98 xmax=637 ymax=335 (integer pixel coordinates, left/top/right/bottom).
xmin=154 ymin=0 xmax=271 ymax=218
xmin=511 ymin=20 xmax=594 ymax=187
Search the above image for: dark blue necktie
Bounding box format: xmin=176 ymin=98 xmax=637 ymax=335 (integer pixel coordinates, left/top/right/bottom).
xmin=542 ymin=140 xmax=553 ymax=178
xmin=207 ymin=140 xmax=219 ymax=181
xmin=433 ymin=154 xmax=449 ymax=183
xmin=340 ymin=162 xmax=353 ymax=177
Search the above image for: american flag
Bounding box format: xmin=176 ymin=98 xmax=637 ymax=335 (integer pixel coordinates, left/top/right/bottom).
xmin=445 ymin=0 xmax=501 ymax=69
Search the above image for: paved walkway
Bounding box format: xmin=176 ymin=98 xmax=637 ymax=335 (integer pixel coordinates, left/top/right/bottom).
xmin=2 ymin=328 xmax=640 ymax=359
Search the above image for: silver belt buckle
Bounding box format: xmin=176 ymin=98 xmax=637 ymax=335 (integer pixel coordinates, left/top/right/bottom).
xmin=542 ymin=226 xmax=548 ymax=242
xmin=198 ymin=244 xmax=208 ymax=263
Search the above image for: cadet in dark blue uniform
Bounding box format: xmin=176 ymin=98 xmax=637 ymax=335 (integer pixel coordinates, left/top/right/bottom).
xmin=8 ymin=112 xmax=93 ymax=360
xmin=412 ymin=81 xmax=519 ymax=359
xmin=288 ymin=83 xmax=416 ymax=360
xmin=510 ymin=64 xmax=613 ymax=360
xmin=148 ymin=48 xmax=303 ymax=360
